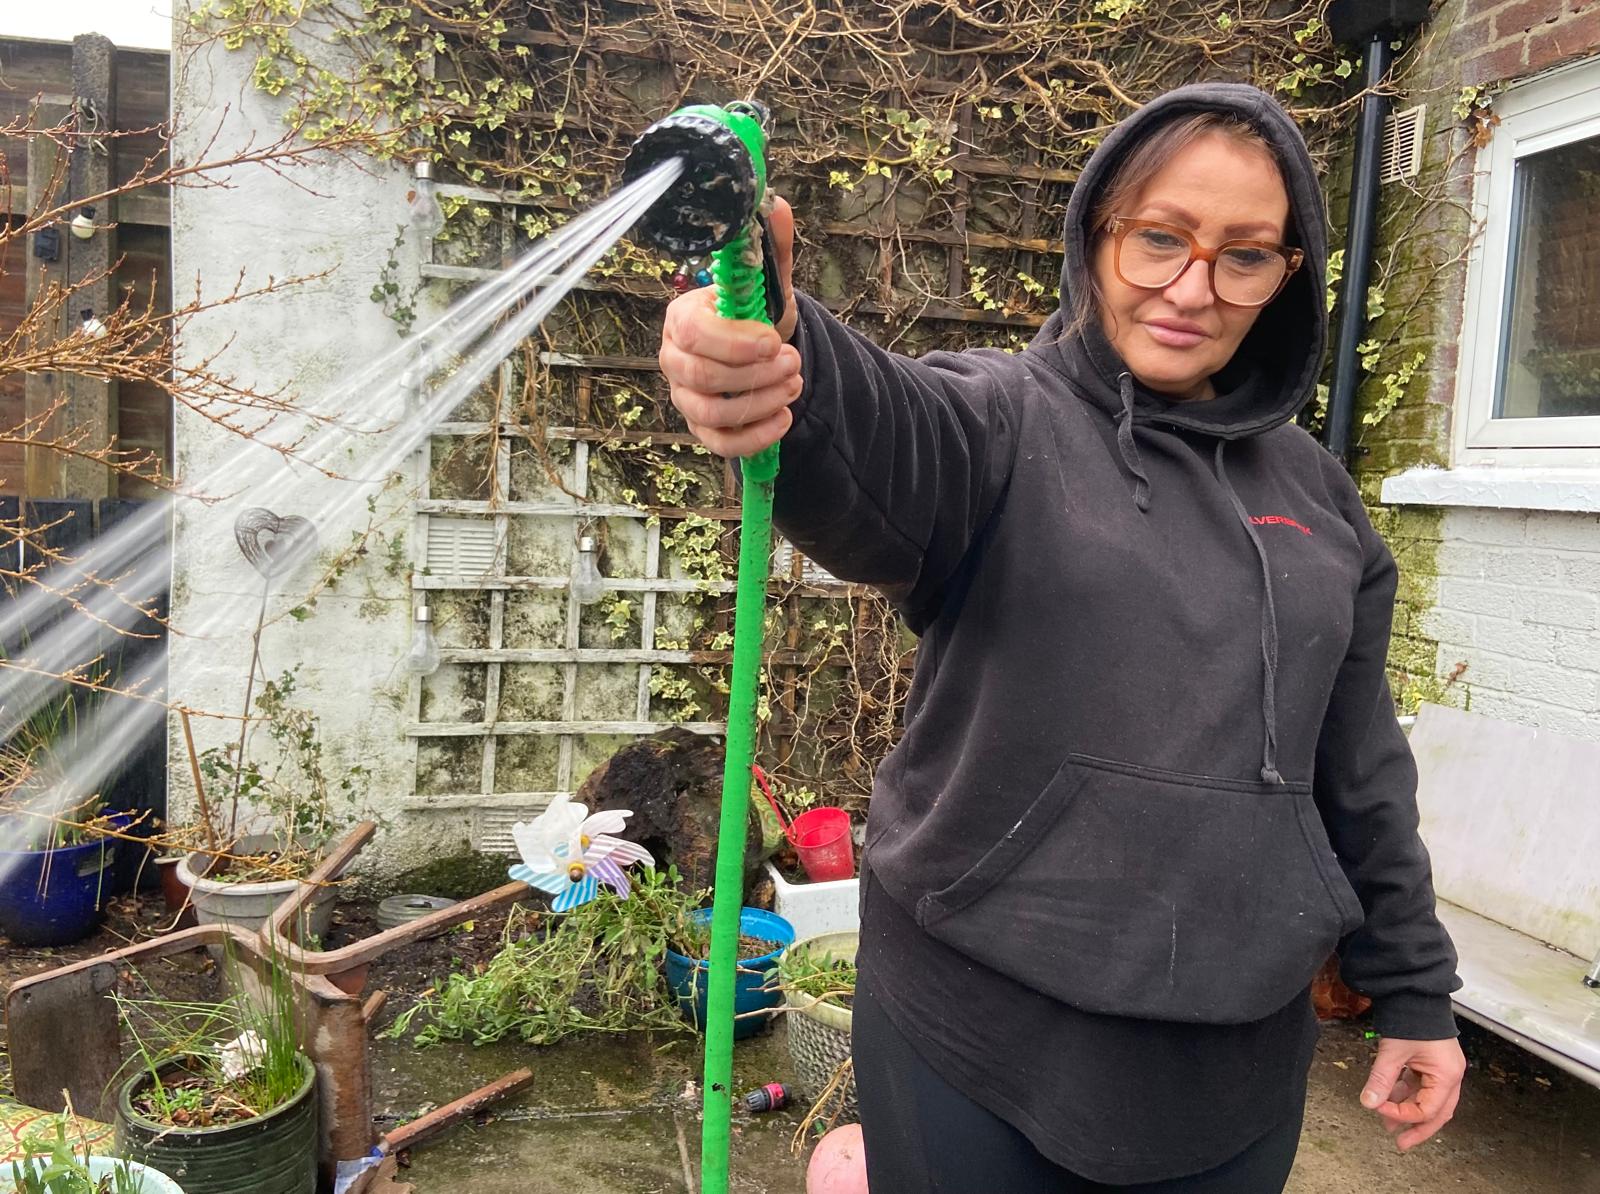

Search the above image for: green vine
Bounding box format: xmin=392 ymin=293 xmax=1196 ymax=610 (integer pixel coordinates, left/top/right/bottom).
xmin=370 ymin=225 xmax=422 ymax=335
xmin=196 ymin=0 xmax=1380 ymax=804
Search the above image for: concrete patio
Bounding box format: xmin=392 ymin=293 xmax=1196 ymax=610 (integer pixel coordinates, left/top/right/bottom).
xmin=369 ymin=1016 xmax=1600 ymax=1193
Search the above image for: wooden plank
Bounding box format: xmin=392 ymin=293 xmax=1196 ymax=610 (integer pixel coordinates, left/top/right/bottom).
xmin=435 ymin=646 xmax=846 ymax=666
xmin=0 ymin=39 xmax=72 ymax=96
xmin=114 ymin=221 xmax=171 ymax=497
xmin=947 ymin=100 xmax=974 ymax=303
xmin=540 ymin=352 xmax=660 ymax=372
xmin=1 ymin=169 xmax=167 ymax=227
xmin=413 ymin=573 xmax=858 ymax=596
xmin=0 ymin=40 xmax=73 ymax=208
xmin=1017 ymin=143 xmax=1044 ymax=291
xmin=420 ymin=263 xmax=1048 ymax=328
xmin=110 ymin=46 xmax=169 ymax=200
xmin=59 ymin=33 xmax=117 ymax=500
xmin=22 ymin=100 xmax=67 ymax=497
xmin=415 ymin=574 xmax=740 ymax=594
xmin=414 ymin=497 xmax=742 ymax=521
xmin=0 ymin=219 xmax=27 ymax=494
xmin=437 ymin=422 xmax=702 ymax=448
xmin=5 ymin=961 xmax=124 ymax=1120
xmin=383 ymin=1069 xmax=535 ymax=1155
xmin=409 ymin=718 xmax=726 ymax=737
xmin=112 ymin=191 xmax=168 ymax=227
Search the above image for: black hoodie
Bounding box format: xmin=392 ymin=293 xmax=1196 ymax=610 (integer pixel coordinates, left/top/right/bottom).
xmin=771 ymin=83 xmax=1460 ymax=1040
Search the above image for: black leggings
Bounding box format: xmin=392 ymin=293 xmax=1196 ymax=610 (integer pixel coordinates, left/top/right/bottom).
xmin=852 ymin=978 xmax=1303 ymax=1192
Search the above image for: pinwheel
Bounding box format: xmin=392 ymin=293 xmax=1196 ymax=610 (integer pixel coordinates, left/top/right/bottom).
xmin=508 ymin=794 xmax=655 ymax=912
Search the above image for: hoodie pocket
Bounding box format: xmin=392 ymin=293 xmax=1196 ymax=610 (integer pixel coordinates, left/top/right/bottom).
xmin=915 ymin=752 xmax=1364 ymax=1024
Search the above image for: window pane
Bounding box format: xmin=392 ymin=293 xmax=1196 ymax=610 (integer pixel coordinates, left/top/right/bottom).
xmin=1496 ymin=136 xmax=1600 ymax=420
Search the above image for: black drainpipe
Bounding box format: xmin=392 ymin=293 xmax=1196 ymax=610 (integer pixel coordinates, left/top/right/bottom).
xmin=1324 ymin=0 xmax=1430 ymax=467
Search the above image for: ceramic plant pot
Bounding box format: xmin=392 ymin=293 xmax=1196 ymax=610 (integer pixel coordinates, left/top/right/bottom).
xmin=115 ymin=1053 xmax=317 ymax=1194
xmin=0 ymin=813 xmax=130 ymax=946
xmin=781 ymin=930 xmax=858 ymax=1122
xmin=764 ymin=861 xmax=860 ymax=942
xmin=176 ymin=835 xmax=334 ymax=943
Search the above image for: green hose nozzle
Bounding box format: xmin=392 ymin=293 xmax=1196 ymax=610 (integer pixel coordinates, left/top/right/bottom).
xmin=626 ymin=101 xmax=780 ymax=1194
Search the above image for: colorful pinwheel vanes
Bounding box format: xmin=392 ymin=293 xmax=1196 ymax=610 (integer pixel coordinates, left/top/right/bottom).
xmin=508 ymin=794 xmax=656 ymax=912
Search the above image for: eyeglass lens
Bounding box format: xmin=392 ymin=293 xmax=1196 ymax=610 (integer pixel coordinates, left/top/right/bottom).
xmin=1118 ymin=225 xmax=1287 ymax=305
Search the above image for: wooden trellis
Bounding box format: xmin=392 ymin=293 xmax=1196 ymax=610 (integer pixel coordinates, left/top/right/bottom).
xmin=404 ymin=86 xmax=1062 ymax=844
xmin=192 ymin=0 xmax=1354 ymax=838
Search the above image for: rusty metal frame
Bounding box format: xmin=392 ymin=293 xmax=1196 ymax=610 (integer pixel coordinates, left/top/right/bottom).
xmin=4 ymin=822 xmax=537 ymax=1182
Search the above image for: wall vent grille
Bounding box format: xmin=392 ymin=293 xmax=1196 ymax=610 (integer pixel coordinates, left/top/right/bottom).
xmin=426 ymin=516 xmax=499 ymax=577
xmin=772 ymin=539 xmax=843 ymax=587
xmin=1381 ymin=105 xmax=1426 ymax=184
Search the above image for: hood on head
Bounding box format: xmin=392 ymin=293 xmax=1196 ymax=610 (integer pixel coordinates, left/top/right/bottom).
xmin=1027 ymin=83 xmax=1329 ymax=439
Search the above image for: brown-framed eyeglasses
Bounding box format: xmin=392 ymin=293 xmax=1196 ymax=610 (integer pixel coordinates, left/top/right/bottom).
xmin=1104 ymin=216 xmax=1304 ymax=308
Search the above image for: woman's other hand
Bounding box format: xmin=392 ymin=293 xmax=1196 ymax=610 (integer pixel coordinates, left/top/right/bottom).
xmin=661 ymin=198 xmax=801 ymax=458
xmin=1360 ymin=1035 xmax=1467 ymax=1151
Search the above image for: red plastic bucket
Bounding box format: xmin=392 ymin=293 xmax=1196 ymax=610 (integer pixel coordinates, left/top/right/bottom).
xmin=753 ymin=766 xmax=856 ymax=883
xmin=790 ymin=807 xmax=854 ymax=881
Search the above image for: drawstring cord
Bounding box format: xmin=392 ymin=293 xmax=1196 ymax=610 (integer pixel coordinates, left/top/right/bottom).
xmin=1214 ymin=439 xmax=1283 ymax=785
xmin=1105 ymin=376 xmax=1282 ymax=784
xmin=1114 ymin=373 xmax=1152 ymax=513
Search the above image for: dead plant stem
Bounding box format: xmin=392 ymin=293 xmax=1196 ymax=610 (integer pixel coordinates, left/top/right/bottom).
xmin=228 ymin=575 xmax=272 ymax=839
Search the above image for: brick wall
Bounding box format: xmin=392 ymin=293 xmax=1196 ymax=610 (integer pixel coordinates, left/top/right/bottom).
xmin=1459 ymin=0 xmax=1600 ymax=84
xmin=1358 ymin=0 xmax=1600 ymax=728
xmin=1429 ymin=0 xmax=1600 ymax=738
xmin=1425 ymin=508 xmax=1600 ymax=739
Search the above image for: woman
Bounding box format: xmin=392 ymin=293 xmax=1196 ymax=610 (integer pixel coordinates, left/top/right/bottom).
xmin=659 ymin=83 xmax=1465 ymax=1191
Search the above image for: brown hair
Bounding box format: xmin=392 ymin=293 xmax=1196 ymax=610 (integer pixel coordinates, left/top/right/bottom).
xmin=1061 ymin=112 xmax=1285 ymax=341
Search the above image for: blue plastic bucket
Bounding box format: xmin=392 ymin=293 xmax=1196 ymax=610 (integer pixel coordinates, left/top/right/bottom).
xmin=664 ymin=906 xmax=794 ymax=1039
xmin=0 ymin=814 xmax=128 ymax=946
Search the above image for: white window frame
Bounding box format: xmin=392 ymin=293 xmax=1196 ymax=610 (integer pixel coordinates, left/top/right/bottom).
xmin=1455 ymin=56 xmax=1600 ymax=468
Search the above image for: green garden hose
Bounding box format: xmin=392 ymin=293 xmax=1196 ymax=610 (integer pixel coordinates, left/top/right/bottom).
xmin=624 ymin=100 xmax=779 ymax=1194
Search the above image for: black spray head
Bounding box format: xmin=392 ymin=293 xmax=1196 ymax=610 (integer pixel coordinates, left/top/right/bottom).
xmin=622 ymin=102 xmax=769 ymax=256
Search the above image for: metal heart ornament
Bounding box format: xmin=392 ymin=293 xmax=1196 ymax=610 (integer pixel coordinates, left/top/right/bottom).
xmin=233 ymin=507 xmax=318 ymax=579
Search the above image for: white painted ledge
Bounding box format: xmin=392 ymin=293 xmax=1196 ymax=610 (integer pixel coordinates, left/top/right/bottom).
xmin=1381 ymin=467 xmax=1600 ymax=513
xmin=1434 ymin=900 xmax=1600 ymax=1089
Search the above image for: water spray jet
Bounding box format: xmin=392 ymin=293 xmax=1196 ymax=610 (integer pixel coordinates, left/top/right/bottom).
xmin=0 ymin=160 xmax=686 ymax=886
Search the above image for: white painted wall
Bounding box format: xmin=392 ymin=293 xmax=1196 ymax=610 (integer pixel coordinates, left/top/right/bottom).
xmin=1420 ymin=506 xmax=1600 ymax=740
xmin=167 ymin=11 xmax=465 ymax=878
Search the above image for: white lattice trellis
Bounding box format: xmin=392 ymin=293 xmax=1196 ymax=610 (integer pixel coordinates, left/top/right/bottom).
xmin=405 ymin=187 xmax=853 ymax=849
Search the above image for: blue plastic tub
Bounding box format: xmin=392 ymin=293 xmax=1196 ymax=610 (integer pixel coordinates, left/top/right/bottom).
xmin=0 ymin=814 xmax=127 ymax=946
xmin=664 ymin=906 xmax=794 ymax=1039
